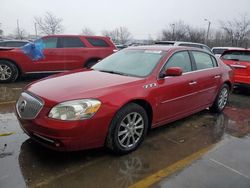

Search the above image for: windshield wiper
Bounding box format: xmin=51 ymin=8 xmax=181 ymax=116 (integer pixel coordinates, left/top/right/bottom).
xmin=98 ymin=69 xmax=129 ymax=76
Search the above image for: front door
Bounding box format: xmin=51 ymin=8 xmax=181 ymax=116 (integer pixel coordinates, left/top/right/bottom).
xmin=155 ymin=50 xmax=198 ymax=123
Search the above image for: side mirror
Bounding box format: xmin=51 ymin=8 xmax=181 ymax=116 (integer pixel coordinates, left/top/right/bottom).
xmin=165 ymin=67 xmax=183 ymax=77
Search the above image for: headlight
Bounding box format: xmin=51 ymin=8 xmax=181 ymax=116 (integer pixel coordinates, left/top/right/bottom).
xmin=48 ymin=99 xmax=101 ymax=121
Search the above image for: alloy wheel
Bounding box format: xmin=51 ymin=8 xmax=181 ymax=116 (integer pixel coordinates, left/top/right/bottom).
xmin=0 ymin=64 xmax=12 ymax=81
xmin=117 ymin=112 xmax=144 ymax=149
xmin=218 ymin=87 xmax=228 ymax=110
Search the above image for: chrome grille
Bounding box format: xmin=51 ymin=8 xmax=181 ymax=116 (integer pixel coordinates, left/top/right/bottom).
xmin=16 ymin=92 xmax=44 ymax=120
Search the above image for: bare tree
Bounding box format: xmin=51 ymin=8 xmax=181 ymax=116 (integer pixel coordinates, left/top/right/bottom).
xmin=102 ymin=26 xmax=132 ymax=44
xmin=81 ymin=27 xmax=95 ymax=35
xmin=220 ymin=14 xmax=250 ymax=47
xmin=14 ymin=28 xmax=27 ymax=40
xmin=0 ymin=23 xmax=3 ymax=38
xmin=162 ymin=21 xmax=189 ymax=41
xmin=34 ymin=12 xmax=63 ymax=35
xmin=117 ymin=27 xmax=132 ymax=44
xmin=187 ymin=27 xmax=206 ymax=43
xmin=161 ymin=20 xmax=206 ymax=43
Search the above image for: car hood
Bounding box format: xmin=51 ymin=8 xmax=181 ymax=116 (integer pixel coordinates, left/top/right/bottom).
xmin=26 ymin=70 xmax=145 ymax=105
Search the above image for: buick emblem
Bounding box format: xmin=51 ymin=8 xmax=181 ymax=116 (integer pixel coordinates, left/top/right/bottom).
xmin=19 ymin=100 xmax=27 ymax=113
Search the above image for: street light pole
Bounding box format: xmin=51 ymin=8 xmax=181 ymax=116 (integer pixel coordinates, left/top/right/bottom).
xmin=171 ymin=24 xmax=175 ymax=41
xmin=34 ymin=22 xmax=38 ymax=38
xmin=204 ymin=19 xmax=211 ymax=45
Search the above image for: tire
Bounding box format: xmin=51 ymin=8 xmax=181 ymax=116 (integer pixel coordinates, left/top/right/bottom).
xmin=106 ymin=103 xmax=148 ymax=155
xmin=210 ymin=84 xmax=229 ymax=113
xmin=0 ymin=60 xmax=19 ymax=83
xmin=84 ymin=60 xmax=98 ymax=69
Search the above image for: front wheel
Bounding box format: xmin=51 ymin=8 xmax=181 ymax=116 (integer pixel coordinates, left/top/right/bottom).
xmin=210 ymin=84 xmax=229 ymax=113
xmin=106 ymin=103 xmax=148 ymax=155
xmin=0 ymin=60 xmax=19 ymax=83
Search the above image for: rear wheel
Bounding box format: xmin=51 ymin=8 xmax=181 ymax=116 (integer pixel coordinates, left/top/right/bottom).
xmin=0 ymin=60 xmax=19 ymax=83
xmin=210 ymin=84 xmax=229 ymax=113
xmin=106 ymin=103 xmax=148 ymax=155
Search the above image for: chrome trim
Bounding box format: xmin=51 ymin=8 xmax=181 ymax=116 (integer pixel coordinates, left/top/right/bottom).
xmin=189 ymin=81 xmax=197 ymax=85
xmin=33 ymin=133 xmax=55 ymax=143
xmin=161 ymin=86 xmax=216 ymax=104
xmin=157 ymin=49 xmax=220 ymax=80
xmin=162 ymin=67 xmax=220 ymax=79
xmin=16 ymin=92 xmax=44 ymax=120
xmin=26 ymin=70 xmax=68 ymax=74
xmin=230 ymin=65 xmax=247 ymax=68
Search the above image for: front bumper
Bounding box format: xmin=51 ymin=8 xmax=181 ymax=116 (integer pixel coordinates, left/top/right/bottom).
xmin=16 ymin=106 xmax=112 ymax=151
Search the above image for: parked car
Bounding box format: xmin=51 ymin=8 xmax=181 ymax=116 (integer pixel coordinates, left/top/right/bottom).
xmin=155 ymin=41 xmax=212 ymax=53
xmin=220 ymin=49 xmax=250 ymax=87
xmin=212 ymin=47 xmax=244 ymax=57
xmin=0 ymin=40 xmax=30 ymax=47
xmin=0 ymin=35 xmax=116 ymax=83
xmin=16 ymin=46 xmax=233 ymax=154
xmin=115 ymin=44 xmax=128 ymax=50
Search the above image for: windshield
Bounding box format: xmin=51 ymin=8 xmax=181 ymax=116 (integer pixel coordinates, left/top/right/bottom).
xmin=92 ymin=49 xmax=166 ymax=77
xmin=221 ymin=50 xmax=250 ymax=62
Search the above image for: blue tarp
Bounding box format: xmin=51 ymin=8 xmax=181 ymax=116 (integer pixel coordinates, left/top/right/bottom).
xmin=21 ymin=39 xmax=45 ymax=61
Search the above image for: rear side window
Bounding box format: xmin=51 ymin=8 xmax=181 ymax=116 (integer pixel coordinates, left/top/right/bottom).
xmin=221 ymin=51 xmax=250 ymax=62
xmin=58 ymin=37 xmax=85 ymax=48
xmin=42 ymin=37 xmax=58 ymax=48
xmin=192 ymin=51 xmax=215 ymax=70
xmin=86 ymin=38 xmax=109 ymax=47
xmin=163 ymin=51 xmax=192 ymax=73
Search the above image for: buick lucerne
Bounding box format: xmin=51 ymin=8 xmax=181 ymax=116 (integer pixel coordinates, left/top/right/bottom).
xmin=16 ymin=46 xmax=233 ymax=154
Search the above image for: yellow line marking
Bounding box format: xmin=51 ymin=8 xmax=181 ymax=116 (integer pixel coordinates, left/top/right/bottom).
xmin=129 ymin=145 xmax=214 ymax=188
xmin=0 ymin=132 xmax=15 ymax=137
xmin=0 ymin=101 xmax=16 ymax=105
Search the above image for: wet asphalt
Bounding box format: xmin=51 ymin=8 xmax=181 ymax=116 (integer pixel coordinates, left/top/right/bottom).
xmin=0 ymin=77 xmax=250 ymax=188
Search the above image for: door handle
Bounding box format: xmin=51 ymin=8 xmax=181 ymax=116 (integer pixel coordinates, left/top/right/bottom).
xmin=214 ymin=75 xmax=221 ymax=79
xmin=189 ymin=81 xmax=197 ymax=85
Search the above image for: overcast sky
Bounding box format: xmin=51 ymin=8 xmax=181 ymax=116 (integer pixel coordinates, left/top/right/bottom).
xmin=0 ymin=0 xmax=249 ymax=39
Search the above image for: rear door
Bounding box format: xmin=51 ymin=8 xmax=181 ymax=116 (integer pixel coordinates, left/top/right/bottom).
xmin=189 ymin=50 xmax=221 ymax=108
xmin=56 ymin=36 xmax=88 ymax=70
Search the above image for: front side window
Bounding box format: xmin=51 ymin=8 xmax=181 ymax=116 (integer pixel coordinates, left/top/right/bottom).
xmin=192 ymin=51 xmax=215 ymax=70
xmin=58 ymin=37 xmax=85 ymax=48
xmin=163 ymin=51 xmax=192 ymax=73
xmin=93 ymin=49 xmax=165 ymax=77
xmin=42 ymin=37 xmax=58 ymax=48
xmin=86 ymin=38 xmax=109 ymax=47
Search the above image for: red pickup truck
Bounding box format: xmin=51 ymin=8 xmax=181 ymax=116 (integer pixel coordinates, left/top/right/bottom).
xmin=0 ymin=35 xmax=116 ymax=83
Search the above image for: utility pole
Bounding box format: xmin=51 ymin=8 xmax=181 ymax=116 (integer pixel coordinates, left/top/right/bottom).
xmin=204 ymin=19 xmax=211 ymax=45
xmin=34 ymin=22 xmax=38 ymax=38
xmin=171 ymin=24 xmax=175 ymax=41
xmin=17 ymin=19 xmax=20 ymax=39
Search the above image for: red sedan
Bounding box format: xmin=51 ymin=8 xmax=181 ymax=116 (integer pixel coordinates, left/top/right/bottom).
xmin=16 ymin=46 xmax=233 ymax=154
xmin=220 ymin=49 xmax=250 ymax=87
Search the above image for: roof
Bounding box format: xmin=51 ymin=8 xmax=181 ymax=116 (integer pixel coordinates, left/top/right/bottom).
xmin=212 ymin=47 xmax=245 ymax=50
xmin=125 ymin=45 xmax=211 ymax=53
xmin=42 ymin=35 xmax=108 ymax=39
xmin=155 ymin=40 xmax=209 ymax=47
